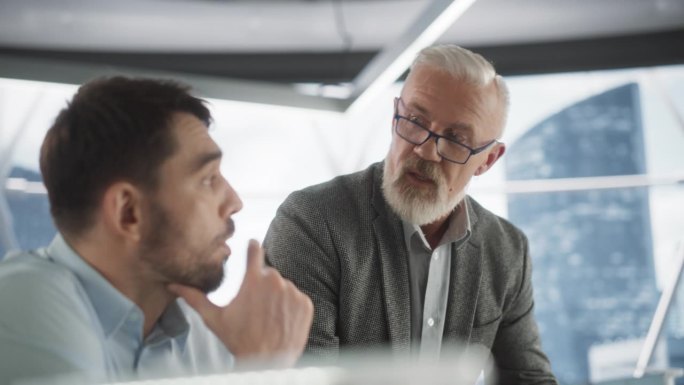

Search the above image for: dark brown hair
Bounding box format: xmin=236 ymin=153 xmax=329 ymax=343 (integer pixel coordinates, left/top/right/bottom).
xmin=40 ymin=76 xmax=211 ymax=236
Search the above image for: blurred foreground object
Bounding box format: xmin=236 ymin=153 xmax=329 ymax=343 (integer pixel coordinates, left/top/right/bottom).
xmin=108 ymin=346 xmax=493 ymax=385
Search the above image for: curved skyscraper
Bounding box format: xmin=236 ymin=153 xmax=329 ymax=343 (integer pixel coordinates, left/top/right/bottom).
xmin=506 ymin=83 xmax=659 ymax=384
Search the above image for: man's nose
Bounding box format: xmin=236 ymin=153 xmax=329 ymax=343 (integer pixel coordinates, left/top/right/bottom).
xmin=219 ymin=177 xmax=243 ymax=219
xmin=413 ymin=134 xmax=441 ymax=162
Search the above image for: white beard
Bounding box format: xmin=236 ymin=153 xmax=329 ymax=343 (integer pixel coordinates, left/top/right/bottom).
xmin=382 ymin=158 xmax=466 ymax=226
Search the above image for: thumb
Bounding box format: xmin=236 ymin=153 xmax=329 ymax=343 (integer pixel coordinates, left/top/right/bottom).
xmin=245 ymin=239 xmax=265 ymax=276
xmin=168 ymin=283 xmax=220 ymax=327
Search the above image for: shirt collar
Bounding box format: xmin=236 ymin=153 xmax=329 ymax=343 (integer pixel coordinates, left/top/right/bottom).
xmin=401 ymin=198 xmax=472 ymax=250
xmin=46 ymin=234 xmax=189 ymax=346
xmin=147 ymin=301 xmax=190 ymax=349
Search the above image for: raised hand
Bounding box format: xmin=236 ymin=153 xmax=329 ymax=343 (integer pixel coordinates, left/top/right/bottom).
xmin=169 ymin=239 xmax=313 ymax=367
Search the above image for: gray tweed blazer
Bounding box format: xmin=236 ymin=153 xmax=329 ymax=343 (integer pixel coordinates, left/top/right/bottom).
xmin=264 ymin=162 xmax=557 ymax=384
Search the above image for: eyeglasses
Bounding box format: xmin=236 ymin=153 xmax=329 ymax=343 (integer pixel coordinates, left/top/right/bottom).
xmin=393 ymin=97 xmax=498 ymax=164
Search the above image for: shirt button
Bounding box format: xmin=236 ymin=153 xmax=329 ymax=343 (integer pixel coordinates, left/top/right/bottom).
xmin=434 ymin=254 xmax=440 ymax=260
xmin=427 ymin=318 xmax=435 ymax=327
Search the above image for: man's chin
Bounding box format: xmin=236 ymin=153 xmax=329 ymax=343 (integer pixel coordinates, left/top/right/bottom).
xmin=388 ymin=187 xmax=462 ymax=225
xmin=182 ymin=267 xmax=225 ymax=294
xmin=194 ymin=277 xmax=224 ymax=294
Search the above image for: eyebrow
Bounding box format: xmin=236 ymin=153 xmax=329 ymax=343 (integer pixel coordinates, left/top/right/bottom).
xmin=444 ymin=123 xmax=475 ymax=137
xmin=189 ymin=150 xmax=223 ymax=174
xmin=407 ymin=101 xmax=475 ymax=135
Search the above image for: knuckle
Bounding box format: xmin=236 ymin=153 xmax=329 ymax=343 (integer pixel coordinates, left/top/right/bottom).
xmin=284 ymin=279 xmax=298 ymax=292
xmin=304 ymin=296 xmax=314 ymax=315
xmin=265 ymin=272 xmax=286 ymax=290
xmin=262 ymin=266 xmax=282 ymax=280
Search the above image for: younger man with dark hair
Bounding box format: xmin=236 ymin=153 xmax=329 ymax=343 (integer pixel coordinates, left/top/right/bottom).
xmin=0 ymin=77 xmax=313 ymax=384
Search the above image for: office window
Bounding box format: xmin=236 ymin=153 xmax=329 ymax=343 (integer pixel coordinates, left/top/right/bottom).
xmin=476 ymin=66 xmax=684 ymax=384
xmin=1 ymin=64 xmax=683 ymax=384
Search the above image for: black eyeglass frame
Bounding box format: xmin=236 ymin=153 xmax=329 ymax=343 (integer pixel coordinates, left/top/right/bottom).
xmin=393 ymin=97 xmax=498 ymax=164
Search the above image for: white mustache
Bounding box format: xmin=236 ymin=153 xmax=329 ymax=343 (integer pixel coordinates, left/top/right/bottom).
xmin=400 ymin=157 xmax=443 ymax=185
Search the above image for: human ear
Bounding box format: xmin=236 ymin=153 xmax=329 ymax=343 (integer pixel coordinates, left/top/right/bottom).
xmin=474 ymin=143 xmax=506 ymax=176
xmin=101 ymin=182 xmax=144 ymax=243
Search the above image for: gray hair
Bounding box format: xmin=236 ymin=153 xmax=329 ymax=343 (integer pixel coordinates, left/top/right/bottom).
xmin=411 ymin=45 xmax=509 ymax=133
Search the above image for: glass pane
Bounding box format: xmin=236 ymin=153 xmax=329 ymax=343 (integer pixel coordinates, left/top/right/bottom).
xmin=502 ymin=68 xmax=684 ymax=384
xmin=0 ymin=79 xmax=76 ymax=257
xmin=1 ymin=63 xmax=683 ymax=384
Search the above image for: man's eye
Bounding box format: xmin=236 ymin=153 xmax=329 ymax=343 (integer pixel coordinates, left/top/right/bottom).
xmin=454 ymin=136 xmax=469 ymax=145
xmin=409 ymin=115 xmax=425 ymax=125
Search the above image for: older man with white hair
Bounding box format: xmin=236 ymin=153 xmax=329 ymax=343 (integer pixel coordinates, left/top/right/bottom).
xmin=265 ymin=45 xmax=558 ymax=384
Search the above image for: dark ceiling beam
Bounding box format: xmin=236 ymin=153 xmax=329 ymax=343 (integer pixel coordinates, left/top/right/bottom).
xmin=0 ymin=49 xmax=370 ymax=84
xmin=0 ymin=56 xmax=345 ymax=111
xmin=1 ymin=29 xmax=682 ymax=84
xmin=477 ymin=28 xmax=684 ymax=77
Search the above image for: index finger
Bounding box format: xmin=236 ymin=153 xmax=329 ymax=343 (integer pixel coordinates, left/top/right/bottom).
xmin=245 ymin=239 xmax=265 ymax=275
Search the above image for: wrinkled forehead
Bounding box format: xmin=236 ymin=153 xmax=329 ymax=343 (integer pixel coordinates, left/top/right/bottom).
xmin=401 ymin=65 xmax=506 ymax=138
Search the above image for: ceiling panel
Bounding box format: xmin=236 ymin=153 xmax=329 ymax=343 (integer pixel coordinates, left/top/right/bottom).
xmin=0 ymin=0 xmax=682 ymax=51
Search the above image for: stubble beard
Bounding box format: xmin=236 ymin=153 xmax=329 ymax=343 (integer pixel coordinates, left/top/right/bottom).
xmin=140 ymin=201 xmax=229 ymax=294
xmin=382 ymin=157 xmax=466 ymax=226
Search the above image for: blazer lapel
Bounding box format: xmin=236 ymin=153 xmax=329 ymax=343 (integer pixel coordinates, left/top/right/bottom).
xmin=444 ymin=198 xmax=484 ymax=342
xmin=371 ymin=164 xmax=411 ymax=353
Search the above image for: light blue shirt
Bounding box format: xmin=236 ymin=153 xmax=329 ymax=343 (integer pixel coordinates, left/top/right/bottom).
xmin=0 ymin=234 xmax=233 ymax=385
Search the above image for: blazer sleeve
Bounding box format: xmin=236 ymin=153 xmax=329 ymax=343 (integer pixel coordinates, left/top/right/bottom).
xmin=489 ymin=234 xmax=558 ymax=385
xmin=263 ymin=191 xmax=341 ymax=361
